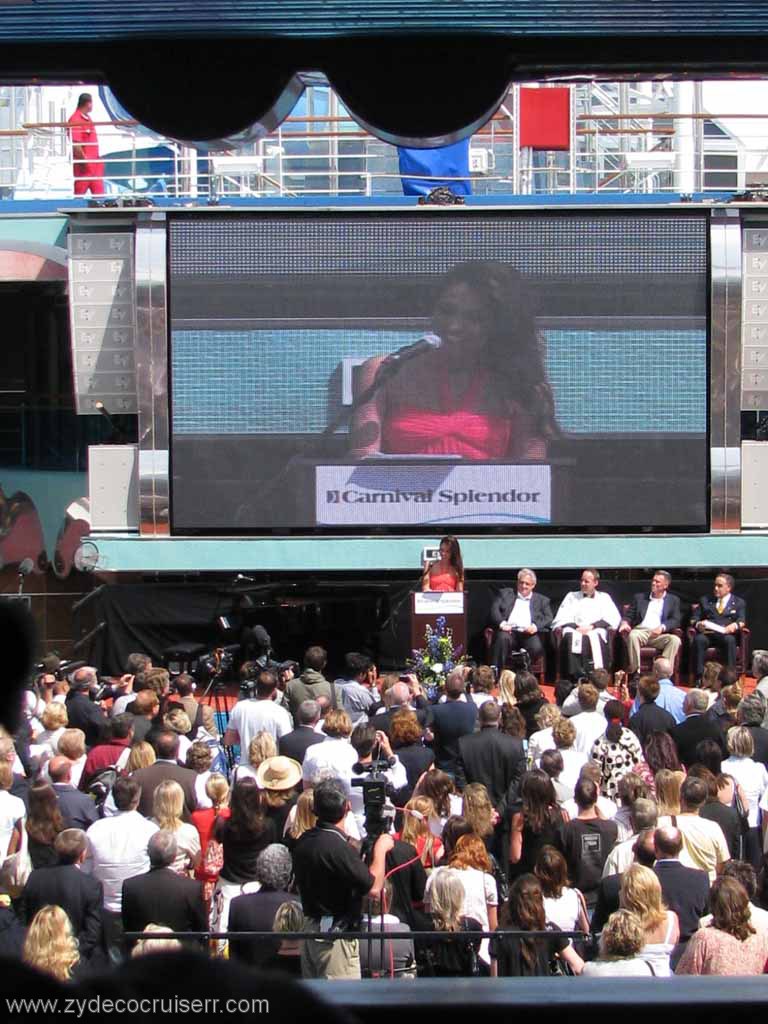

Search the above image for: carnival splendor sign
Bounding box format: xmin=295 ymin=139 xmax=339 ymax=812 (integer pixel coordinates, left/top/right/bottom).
xmin=315 ymin=464 xmax=551 ymax=526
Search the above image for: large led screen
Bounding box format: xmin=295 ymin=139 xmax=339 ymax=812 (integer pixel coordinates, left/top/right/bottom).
xmin=168 ymin=210 xmax=709 ymax=533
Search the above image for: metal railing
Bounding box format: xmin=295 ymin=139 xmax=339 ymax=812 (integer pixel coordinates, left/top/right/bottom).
xmin=2 ymin=105 xmax=767 ymax=200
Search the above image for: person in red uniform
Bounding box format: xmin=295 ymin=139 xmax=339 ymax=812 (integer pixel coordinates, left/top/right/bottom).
xmin=68 ymin=93 xmax=105 ymax=196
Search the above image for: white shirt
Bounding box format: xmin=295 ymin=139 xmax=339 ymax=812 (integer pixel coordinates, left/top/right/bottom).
xmin=571 ymin=710 xmax=608 ymax=754
xmin=544 ymin=888 xmax=583 ymax=931
xmin=194 ymin=771 xmax=212 ymax=810
xmin=349 ymin=756 xmax=408 ymax=837
xmin=111 ymin=693 xmax=134 ymax=717
xmin=227 ymin=698 xmax=293 ymax=766
xmin=558 ymin=748 xmax=589 ymax=794
xmin=35 ymin=727 xmax=66 ymax=756
xmin=529 ymin=727 xmax=555 ymax=761
xmin=302 ymin=737 xmax=359 ymax=787
xmin=83 ymin=810 xmax=159 ymax=912
xmin=552 ymin=591 xmax=622 ymax=632
xmin=504 ymin=594 xmax=532 ymax=630
xmin=562 ymin=687 xmax=612 ymax=718
xmin=0 ymin=790 xmax=25 ymax=861
xmin=602 ymin=834 xmax=640 ymax=877
xmin=639 ymin=596 xmax=665 ymax=631
xmin=724 ymin=756 xmax=768 ymax=828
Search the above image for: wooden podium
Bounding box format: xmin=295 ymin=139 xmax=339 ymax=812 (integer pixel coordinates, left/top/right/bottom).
xmin=410 ymin=591 xmax=467 ymax=654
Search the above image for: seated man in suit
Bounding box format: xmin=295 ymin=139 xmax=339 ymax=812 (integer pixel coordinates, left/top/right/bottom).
xmin=552 ymin=569 xmax=621 ymax=681
xmin=618 ymin=570 xmax=682 ymax=680
xmin=691 ymin=573 xmax=747 ymax=683
xmin=490 ymin=568 xmax=552 ymax=672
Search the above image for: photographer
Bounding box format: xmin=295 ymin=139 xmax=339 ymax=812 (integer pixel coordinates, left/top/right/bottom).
xmin=293 ymin=778 xmax=394 ymax=979
xmin=223 ymin=669 xmax=292 ymax=766
xmin=64 ymin=669 xmax=107 ymax=750
xmin=349 ymin=724 xmax=407 ymax=836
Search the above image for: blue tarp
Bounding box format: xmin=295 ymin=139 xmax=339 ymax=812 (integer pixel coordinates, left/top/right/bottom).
xmin=397 ymin=140 xmax=472 ymax=196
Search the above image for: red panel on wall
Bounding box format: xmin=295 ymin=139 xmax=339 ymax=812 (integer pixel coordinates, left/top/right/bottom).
xmin=519 ymin=87 xmax=571 ymax=150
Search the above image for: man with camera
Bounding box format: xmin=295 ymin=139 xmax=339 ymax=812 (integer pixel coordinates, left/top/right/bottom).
xmin=223 ymin=668 xmax=292 ymax=765
xmin=65 ymin=668 xmax=108 ymax=749
xmin=293 ymin=778 xmax=394 ymax=979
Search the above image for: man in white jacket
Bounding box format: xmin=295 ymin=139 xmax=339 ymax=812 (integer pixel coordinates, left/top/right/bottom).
xmin=552 ymin=569 xmax=621 ymax=680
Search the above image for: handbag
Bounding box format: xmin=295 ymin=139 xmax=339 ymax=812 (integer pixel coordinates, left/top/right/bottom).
xmin=2 ymin=848 xmax=32 ymax=898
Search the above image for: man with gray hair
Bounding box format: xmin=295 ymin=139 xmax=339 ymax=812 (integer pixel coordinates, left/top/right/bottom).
xmin=490 ymin=567 xmax=553 ymax=672
xmin=602 ymin=797 xmax=659 ymax=877
xmin=738 ymin=692 xmax=768 ymax=767
xmin=619 ymin=571 xmax=682 ymax=678
xmin=279 ymin=699 xmax=325 ymax=765
xmin=65 ymin=666 xmax=107 ymax=749
xmin=121 ymin=830 xmax=207 ymax=950
xmin=228 ymin=844 xmax=296 ymax=966
xmin=672 ymin=688 xmax=726 ymax=767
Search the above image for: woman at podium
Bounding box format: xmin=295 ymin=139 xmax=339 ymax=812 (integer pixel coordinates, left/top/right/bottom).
xmin=422 ymin=535 xmax=464 ymax=592
xmin=349 ymin=261 xmax=559 ymax=461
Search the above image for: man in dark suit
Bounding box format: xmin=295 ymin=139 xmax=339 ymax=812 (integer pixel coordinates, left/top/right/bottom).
xmin=455 ymin=701 xmax=525 ymax=808
xmin=65 ymin=668 xmax=108 ymax=750
xmin=672 ymin=690 xmax=726 ymax=767
xmin=130 ymin=731 xmax=197 ymax=820
xmin=278 ymin=699 xmax=325 ymax=765
xmin=628 ymin=676 xmax=676 ymax=747
xmin=429 ymin=672 xmax=477 ymax=779
xmin=48 ymin=755 xmax=99 ymax=831
xmin=121 ymin=831 xmax=207 ymax=949
xmin=691 ymin=573 xmax=747 ymax=680
xmin=618 ymin=570 xmax=682 ymax=678
xmin=653 ymin=825 xmax=709 ymax=968
xmin=490 ymin=568 xmax=552 ymax=672
xmin=21 ymin=829 xmax=105 ymax=963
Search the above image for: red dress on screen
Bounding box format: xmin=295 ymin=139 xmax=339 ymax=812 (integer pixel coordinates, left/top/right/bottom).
xmin=378 ymin=364 xmax=545 ymax=461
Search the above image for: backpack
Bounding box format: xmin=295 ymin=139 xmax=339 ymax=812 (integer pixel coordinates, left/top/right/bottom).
xmin=85 ymin=765 xmax=119 ymax=812
xmin=193 ymin=726 xmax=228 ymax=775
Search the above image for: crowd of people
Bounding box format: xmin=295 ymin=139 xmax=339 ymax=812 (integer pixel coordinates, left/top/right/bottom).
xmin=2 ymin=639 xmax=768 ymax=983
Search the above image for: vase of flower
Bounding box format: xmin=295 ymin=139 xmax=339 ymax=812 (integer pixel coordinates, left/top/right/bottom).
xmin=409 ymin=615 xmax=467 ymax=701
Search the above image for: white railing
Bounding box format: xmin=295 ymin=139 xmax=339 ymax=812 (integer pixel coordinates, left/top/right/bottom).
xmin=2 ymin=109 xmax=767 ymax=200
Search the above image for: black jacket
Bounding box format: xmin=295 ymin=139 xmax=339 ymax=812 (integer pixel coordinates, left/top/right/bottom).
xmin=278 ymin=726 xmax=325 ymax=765
xmin=624 ymin=592 xmax=682 ymax=632
xmin=653 ymin=860 xmax=710 ymax=941
xmin=131 ymin=761 xmax=198 ymax=821
xmin=22 ymin=864 xmax=104 ymax=960
xmin=65 ymin=692 xmax=108 ymax=749
xmin=228 ymin=888 xmax=294 ymax=966
xmin=121 ymin=867 xmax=207 ymax=947
xmin=490 ymin=590 xmax=553 ymax=632
xmin=590 ymin=872 xmax=622 ymax=935
xmin=52 ymin=783 xmax=99 ymax=832
xmin=692 ymin=593 xmax=747 ymax=629
xmin=429 ymin=700 xmax=478 ymax=774
xmin=671 ymin=714 xmax=726 ymax=767
xmin=456 ymin=728 xmax=525 ymax=808
xmin=746 ymin=724 xmax=768 ymax=768
xmin=0 ymin=905 xmax=25 ymax=959
xmin=628 ymin=702 xmax=677 ymax=746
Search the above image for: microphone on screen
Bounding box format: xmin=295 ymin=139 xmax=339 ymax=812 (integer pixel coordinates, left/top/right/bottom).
xmin=380 ymin=333 xmax=443 ymax=366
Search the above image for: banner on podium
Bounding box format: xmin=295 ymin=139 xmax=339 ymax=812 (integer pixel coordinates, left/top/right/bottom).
xmin=315 ymin=464 xmax=551 ymax=526
xmin=414 ymin=592 xmax=465 ymax=615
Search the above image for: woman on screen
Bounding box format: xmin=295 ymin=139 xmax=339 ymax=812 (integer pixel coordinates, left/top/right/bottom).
xmin=349 ymin=261 xmax=559 ymax=461
xmin=422 ymin=535 xmax=464 ymax=592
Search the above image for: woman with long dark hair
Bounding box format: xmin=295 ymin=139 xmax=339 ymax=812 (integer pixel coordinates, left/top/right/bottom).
xmin=508 ymin=770 xmax=566 ymax=882
xmin=514 ymin=672 xmax=550 ymax=739
xmin=26 ymin=782 xmax=65 ymax=868
xmin=350 ymin=261 xmax=559 ymax=461
xmin=676 ymin=876 xmax=768 ymax=975
xmin=490 ymin=874 xmax=583 ymax=977
xmin=422 ymin=536 xmax=464 ymax=592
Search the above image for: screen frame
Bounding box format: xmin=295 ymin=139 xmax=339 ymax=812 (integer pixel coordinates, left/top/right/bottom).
xmin=165 ymin=205 xmax=712 ymax=538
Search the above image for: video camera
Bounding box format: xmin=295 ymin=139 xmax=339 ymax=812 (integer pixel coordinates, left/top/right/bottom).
xmin=351 ymin=758 xmax=396 ymax=842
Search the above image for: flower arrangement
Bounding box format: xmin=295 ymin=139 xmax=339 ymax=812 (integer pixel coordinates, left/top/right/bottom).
xmin=409 ymin=615 xmax=467 ymax=700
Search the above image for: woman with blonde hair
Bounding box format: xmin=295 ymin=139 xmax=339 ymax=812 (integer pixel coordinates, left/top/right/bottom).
xmin=152 ymin=779 xmax=201 ymax=875
xmin=498 ymin=669 xmax=516 ymax=707
xmin=23 ymin=905 xmax=79 ymax=981
xmin=164 ymin=707 xmax=193 ymax=762
xmin=582 ymin=909 xmax=657 ymax=977
xmin=655 ymin=768 xmax=685 ymax=820
xmin=126 ymin=740 xmax=156 ymax=773
xmin=191 ymin=772 xmax=230 ymax=907
xmin=462 ymin=783 xmax=496 ymax=846
xmin=283 ymin=786 xmax=317 ymax=851
xmin=54 ymin=729 xmax=86 ymax=787
xmin=131 ymin=924 xmax=182 ymax=957
xmin=35 ymin=702 xmax=68 ymax=756
xmin=619 ymin=863 xmax=679 ymax=976
xmin=396 ymin=796 xmax=443 ymax=868
xmin=528 ymin=703 xmax=562 ymax=762
xmin=419 ymin=868 xmax=482 ymax=976
xmin=721 ymin=725 xmax=768 ymax=869
xmin=233 ymin=731 xmax=278 ymax=784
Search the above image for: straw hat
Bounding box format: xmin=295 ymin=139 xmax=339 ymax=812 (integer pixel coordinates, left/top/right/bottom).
xmin=255 ymin=755 xmax=302 ymax=791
